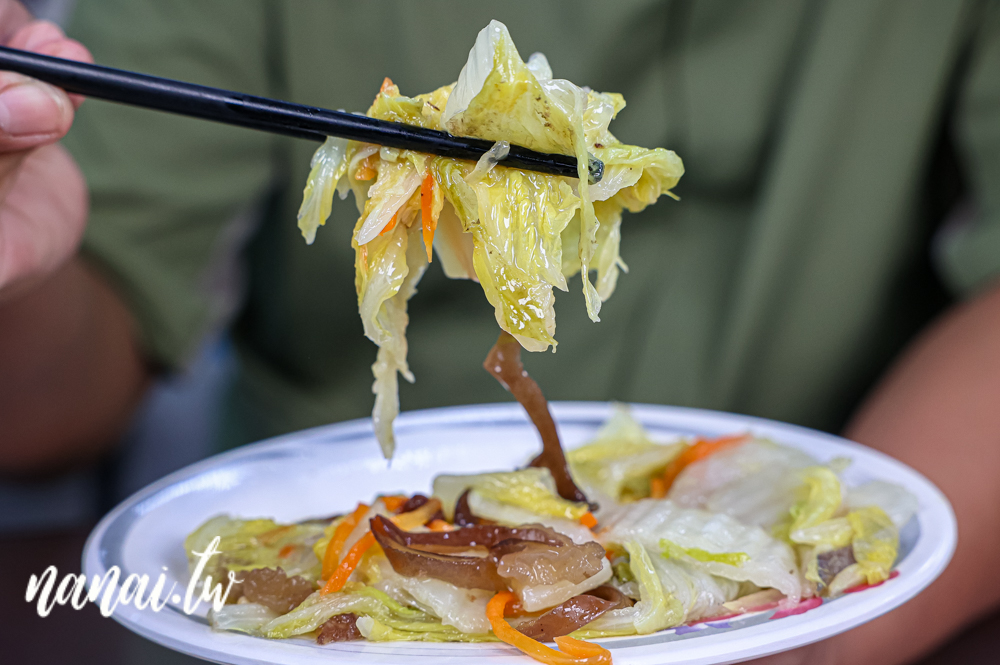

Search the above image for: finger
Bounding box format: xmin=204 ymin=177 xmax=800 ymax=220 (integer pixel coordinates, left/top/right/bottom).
xmin=33 ymin=39 xmax=93 ymax=109
xmin=0 ymin=73 xmax=73 ymax=152
xmin=0 ymin=147 xmax=26 ymax=198
xmin=8 ymin=19 xmax=65 ymax=51
xmin=0 ymin=0 xmax=33 ymax=44
xmin=7 ymin=21 xmax=94 ymax=108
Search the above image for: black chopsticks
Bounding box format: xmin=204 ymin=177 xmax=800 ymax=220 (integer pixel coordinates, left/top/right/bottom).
xmin=0 ymin=46 xmax=604 ymax=183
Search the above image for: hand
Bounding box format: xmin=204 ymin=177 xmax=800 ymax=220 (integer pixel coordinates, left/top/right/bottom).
xmin=0 ymin=4 xmax=92 ymax=299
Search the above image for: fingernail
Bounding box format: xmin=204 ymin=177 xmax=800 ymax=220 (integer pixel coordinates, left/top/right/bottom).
xmin=0 ymin=82 xmax=64 ymax=137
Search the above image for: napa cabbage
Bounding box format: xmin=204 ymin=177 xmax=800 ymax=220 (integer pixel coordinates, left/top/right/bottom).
xmin=432 ymin=468 xmax=588 ymax=522
xmin=598 ymin=498 xmax=801 ymax=602
xmin=568 ymin=404 xmax=684 ymax=502
xmin=295 ymin=20 xmax=682 ymax=458
xmin=577 ymin=541 xmax=683 ymax=636
xmin=667 ymin=439 xmax=817 ymax=529
xmin=184 ymin=515 xmax=325 ymax=583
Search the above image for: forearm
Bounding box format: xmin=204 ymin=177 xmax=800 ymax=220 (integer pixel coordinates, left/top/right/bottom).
xmin=0 ymin=256 xmax=150 ymax=475
xmin=820 ymin=280 xmax=1000 ymax=664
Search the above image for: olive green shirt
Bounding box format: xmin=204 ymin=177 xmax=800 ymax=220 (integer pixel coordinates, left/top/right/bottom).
xmin=63 ymin=0 xmax=1000 ymax=449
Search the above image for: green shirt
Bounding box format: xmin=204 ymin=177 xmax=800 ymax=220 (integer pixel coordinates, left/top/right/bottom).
xmin=63 ymin=0 xmax=1000 ymax=450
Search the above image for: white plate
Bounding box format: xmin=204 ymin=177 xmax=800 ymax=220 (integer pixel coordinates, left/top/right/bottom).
xmin=83 ymin=402 xmax=956 ymax=665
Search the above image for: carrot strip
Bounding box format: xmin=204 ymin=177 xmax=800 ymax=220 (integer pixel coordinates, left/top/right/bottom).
xmin=379 ymin=210 xmax=400 ymax=236
xmin=380 ymin=77 xmax=395 ymax=95
xmin=554 ymin=636 xmax=611 ymax=659
xmin=420 ymin=171 xmax=437 ymax=262
xmin=393 ymin=497 xmax=443 ymax=530
xmin=321 ymin=497 xmax=441 ymax=591
xmin=354 ymin=163 xmax=376 ymax=181
xmin=321 ymin=532 xmax=376 ymax=595
xmin=381 ymin=495 xmax=409 ymax=513
xmin=321 ymin=503 xmax=369 ymax=580
xmin=651 ymin=433 xmax=749 ymax=498
xmin=427 ymin=519 xmax=453 ymax=532
xmin=580 ymin=512 xmax=598 ymax=529
xmin=487 ymin=591 xmax=612 ymax=665
xmin=278 ymin=544 xmax=296 ymax=559
xmin=358 ymin=244 xmax=368 ymax=273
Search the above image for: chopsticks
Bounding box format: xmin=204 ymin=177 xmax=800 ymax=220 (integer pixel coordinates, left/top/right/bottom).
xmin=0 ymin=46 xmax=604 ymax=182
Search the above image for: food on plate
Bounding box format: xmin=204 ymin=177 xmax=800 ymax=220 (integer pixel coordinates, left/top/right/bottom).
xmin=205 ymin=17 xmax=912 ymax=664
xmin=295 ymin=19 xmax=684 ymax=458
xmin=188 ymin=339 xmax=916 ymax=664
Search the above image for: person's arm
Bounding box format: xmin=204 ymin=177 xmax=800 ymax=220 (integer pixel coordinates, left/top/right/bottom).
xmin=0 ymin=7 xmax=150 ymax=475
xmin=763 ymin=279 xmax=1000 ymax=665
xmin=0 ymin=260 xmax=150 ymax=474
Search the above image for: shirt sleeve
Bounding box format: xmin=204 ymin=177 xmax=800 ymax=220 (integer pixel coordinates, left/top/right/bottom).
xmin=938 ymin=0 xmax=1000 ymax=297
xmin=62 ymin=0 xmax=278 ymax=369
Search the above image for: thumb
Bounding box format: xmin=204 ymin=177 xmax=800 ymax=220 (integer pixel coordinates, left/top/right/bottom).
xmin=0 ymin=74 xmax=73 ymax=152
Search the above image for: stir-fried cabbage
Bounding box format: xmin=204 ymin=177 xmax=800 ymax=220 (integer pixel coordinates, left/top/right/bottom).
xmin=191 ymin=407 xmax=917 ymax=650
xmin=370 ymin=558 xmax=494 ymax=634
xmin=848 ymin=506 xmax=899 ymax=585
xmin=298 ymin=137 xmax=349 ymax=244
xmin=846 ymin=480 xmax=919 ymax=529
xmin=568 ymin=404 xmax=684 ymax=503
xmin=356 ymin=616 xmax=498 ymax=643
xmin=668 ymin=439 xmax=817 ymax=528
xmin=578 ymin=541 xmax=683 ymax=636
xmin=261 ymin=587 xmax=425 ymax=639
xmin=433 ymin=468 xmax=588 ymax=522
xmin=209 ymin=602 xmax=279 ymax=634
xmin=598 ymin=499 xmax=801 ymax=602
xmin=465 ymin=492 xmax=596 ymax=544
xmin=660 ymin=539 xmax=750 ymax=567
xmin=648 ymin=553 xmax=740 ymax=621
xmin=787 ymin=467 xmax=844 ymax=542
xmin=296 ymin=20 xmax=683 ymax=457
xmin=184 ymin=515 xmax=325 ymax=582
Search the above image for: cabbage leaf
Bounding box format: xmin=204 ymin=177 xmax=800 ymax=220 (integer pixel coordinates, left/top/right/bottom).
xmin=294 ymin=20 xmax=682 ymax=455
xmin=433 ymin=468 xmax=588 ymax=522
xmin=577 ymin=541 xmax=683 ymax=636
xmin=598 ymin=498 xmax=801 ymax=602
xmin=568 ymin=404 xmax=684 ymax=502
xmin=668 ymin=439 xmax=816 ymax=529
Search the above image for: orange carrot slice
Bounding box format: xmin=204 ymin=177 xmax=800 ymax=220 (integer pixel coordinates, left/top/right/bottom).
xmin=381 ymin=495 xmax=408 ymax=513
xmin=580 ymin=512 xmax=598 ymax=529
xmin=321 ymin=503 xmax=369 ymax=580
xmin=651 ymin=433 xmax=749 ymax=498
xmin=321 ymin=531 xmax=376 ymax=595
xmin=393 ymin=497 xmax=442 ymax=531
xmin=379 ymin=210 xmax=400 ymax=236
xmin=427 ymin=519 xmax=453 ymax=532
xmin=487 ymin=591 xmax=612 ymax=665
xmin=420 ymin=171 xmax=437 ymax=262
